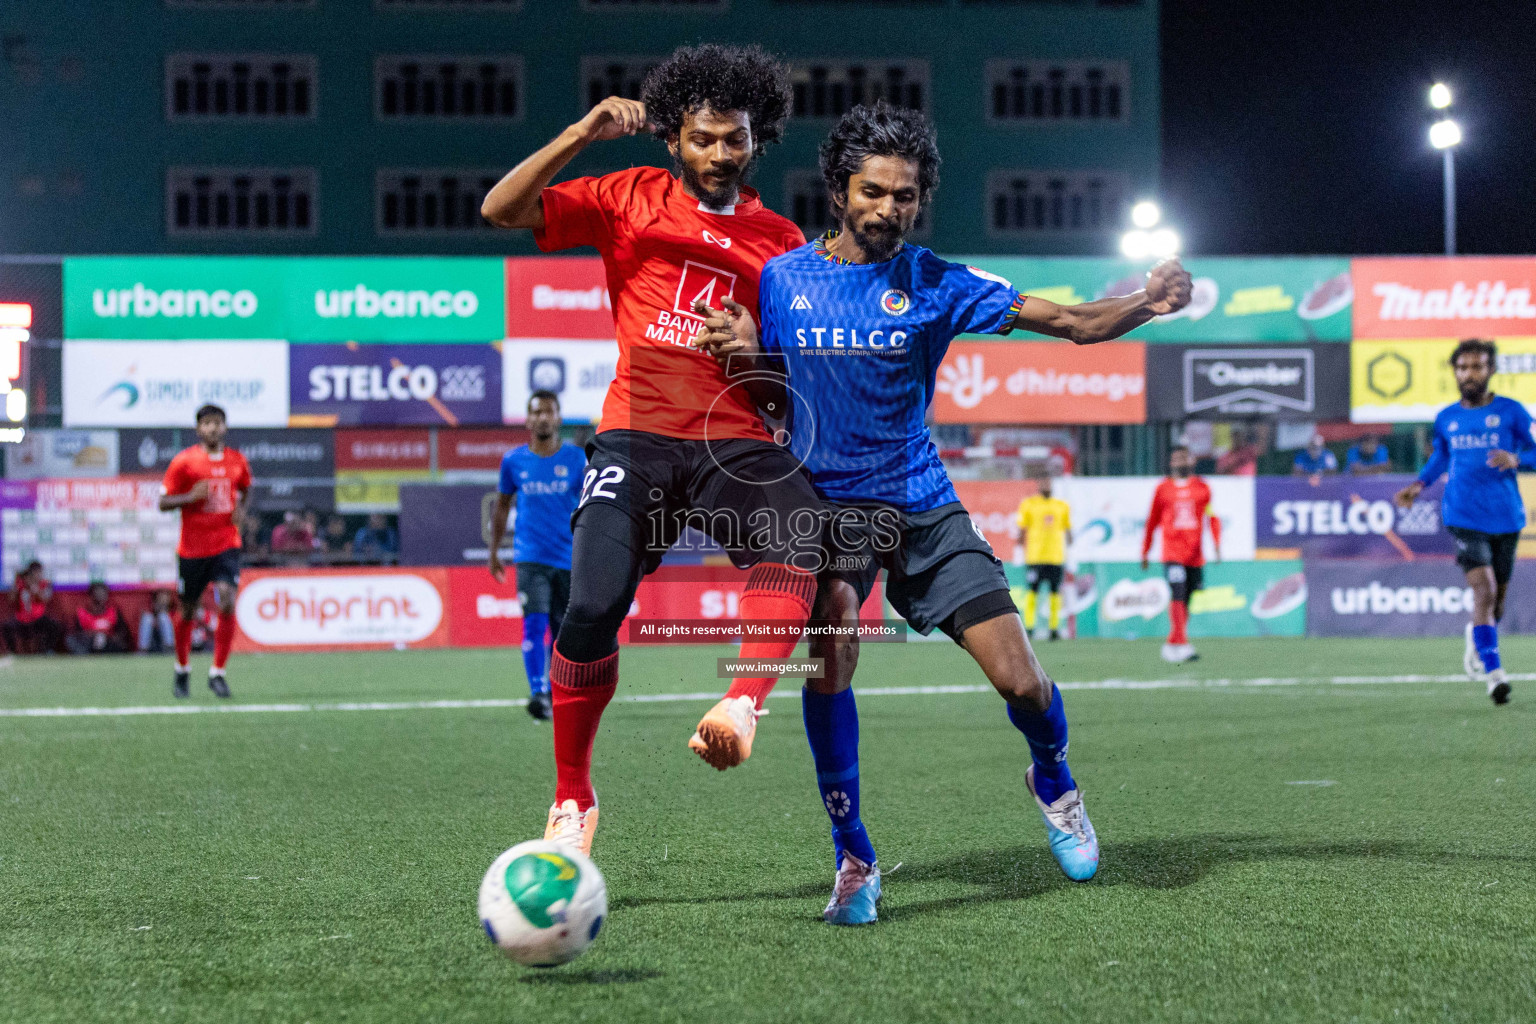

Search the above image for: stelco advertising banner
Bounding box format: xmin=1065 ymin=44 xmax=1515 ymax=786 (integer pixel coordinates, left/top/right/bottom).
xmin=63 ymin=340 xmax=290 ymax=427
xmin=1351 ymin=257 xmax=1536 ymax=339
xmin=288 ymin=343 xmax=503 ymax=427
xmin=64 ymin=257 xmax=505 ymax=342
xmin=1038 ymin=560 xmax=1307 ymax=640
xmin=932 ymin=341 xmax=1146 ymax=424
xmin=1145 ymin=343 xmax=1351 ymax=421
xmin=233 ymin=567 xmax=450 ymax=651
xmin=502 ymin=339 xmax=619 ymax=425
xmin=1254 ymin=474 xmax=1452 ymax=558
xmin=1351 ymin=337 xmax=1536 ymax=423
xmin=961 ymin=257 xmax=1353 ymax=342
xmin=1305 ymin=559 xmax=1536 ymax=637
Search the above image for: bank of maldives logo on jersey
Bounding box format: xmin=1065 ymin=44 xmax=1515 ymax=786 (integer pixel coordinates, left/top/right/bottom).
xmin=880 ymin=289 xmax=911 ymax=317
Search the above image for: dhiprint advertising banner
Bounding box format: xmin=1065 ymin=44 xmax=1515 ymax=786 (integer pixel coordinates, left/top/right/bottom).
xmin=932 ymin=341 xmax=1146 ymax=424
xmin=1351 ymin=257 xmax=1536 ymax=339
xmin=1351 ymin=337 xmax=1536 ymax=423
xmin=233 ymin=567 xmax=450 ymax=651
xmin=289 ymin=343 xmax=502 ymax=427
xmin=63 ymin=340 xmax=290 ymax=427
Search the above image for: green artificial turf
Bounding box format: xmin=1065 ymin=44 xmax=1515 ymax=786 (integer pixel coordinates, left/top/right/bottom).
xmin=2 ymin=637 xmax=1533 ymax=1023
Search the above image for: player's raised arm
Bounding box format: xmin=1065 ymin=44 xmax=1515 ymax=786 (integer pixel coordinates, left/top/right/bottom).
xmin=481 ymin=97 xmax=650 ymax=230
xmin=1011 ymin=259 xmax=1193 ymax=345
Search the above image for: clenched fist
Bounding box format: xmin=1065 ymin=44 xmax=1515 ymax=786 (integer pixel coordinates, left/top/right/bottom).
xmin=1145 ymin=259 xmax=1193 ymax=316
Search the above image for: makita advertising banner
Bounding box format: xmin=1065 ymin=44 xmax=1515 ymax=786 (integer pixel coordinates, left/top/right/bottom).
xmin=1351 ymin=337 xmax=1536 ymax=423
xmin=961 ymin=257 xmax=1353 ymax=342
xmin=1145 ymin=343 xmax=1351 ymax=420
xmin=64 ymin=257 xmax=505 ymax=341
xmin=1254 ymin=474 xmax=1452 ymax=558
xmin=288 ymin=343 xmax=502 ymax=427
xmin=1305 ymin=559 xmax=1536 ymax=637
xmin=1351 ymin=257 xmax=1536 ymax=339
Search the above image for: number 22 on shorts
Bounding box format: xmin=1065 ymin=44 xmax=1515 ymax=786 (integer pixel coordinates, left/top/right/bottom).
xmin=579 ymin=466 xmax=626 ymax=507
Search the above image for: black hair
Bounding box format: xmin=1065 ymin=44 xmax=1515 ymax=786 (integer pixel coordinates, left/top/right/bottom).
xmin=641 ymin=44 xmax=791 ymax=159
xmin=195 ymin=403 xmax=226 ymax=424
xmin=819 ymin=101 xmax=941 ymax=213
xmin=1170 ymin=444 xmax=1191 ymax=456
xmin=528 ymin=389 xmax=560 ymax=410
xmin=1450 ymin=338 xmax=1497 ymax=368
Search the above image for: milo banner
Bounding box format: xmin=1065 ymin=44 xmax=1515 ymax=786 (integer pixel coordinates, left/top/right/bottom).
xmin=64 ymin=257 xmax=505 ymax=342
xmin=1305 ymin=559 xmax=1536 ymax=637
xmin=960 ymin=257 xmax=1353 ymax=342
xmin=1351 ymin=337 xmax=1536 ymax=423
xmin=1254 ymin=474 xmax=1453 ymax=558
xmin=1014 ymin=560 xmax=1307 ymax=640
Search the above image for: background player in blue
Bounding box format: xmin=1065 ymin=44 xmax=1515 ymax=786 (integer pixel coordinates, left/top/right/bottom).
xmin=1395 ymin=339 xmax=1536 ymax=705
xmin=489 ymin=390 xmax=587 ymax=720
xmin=694 ymin=102 xmax=1193 ymax=924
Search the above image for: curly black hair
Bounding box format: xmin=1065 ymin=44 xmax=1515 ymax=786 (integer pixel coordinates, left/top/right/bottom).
xmin=641 ymin=44 xmax=792 ymax=158
xmin=819 ymin=101 xmax=941 ymax=212
xmin=1450 ymin=337 xmax=1497 ymax=367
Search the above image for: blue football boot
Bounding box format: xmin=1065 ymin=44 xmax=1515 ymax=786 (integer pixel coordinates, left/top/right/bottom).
xmin=1026 ymin=764 xmax=1100 ymax=882
xmin=823 ymin=852 xmax=881 ymax=925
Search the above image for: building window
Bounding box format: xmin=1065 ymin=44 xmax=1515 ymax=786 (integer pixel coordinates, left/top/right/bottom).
xmin=784 ymin=169 xmax=930 ymax=240
xmin=166 ymin=55 xmax=317 ymax=120
xmin=376 ymin=169 xmax=501 ymax=234
xmin=986 ymin=170 xmax=1126 ymax=236
xmin=985 ymin=60 xmax=1130 ymax=123
xmin=376 ymin=0 xmax=519 ymax=7
xmin=791 ymin=61 xmax=927 ymax=119
xmin=580 ymin=56 xmax=659 ymax=108
xmin=375 ymin=56 xmax=523 ymax=120
xmin=167 ymin=168 xmax=317 ymax=236
xmin=582 ymin=0 xmax=726 ymax=8
xmin=166 ymin=1 xmax=314 ymax=7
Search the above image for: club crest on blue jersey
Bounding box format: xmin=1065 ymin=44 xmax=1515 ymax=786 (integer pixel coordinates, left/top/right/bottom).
xmin=880 ymin=289 xmax=911 ymax=317
xmin=1486 ymin=414 xmax=1500 ymax=428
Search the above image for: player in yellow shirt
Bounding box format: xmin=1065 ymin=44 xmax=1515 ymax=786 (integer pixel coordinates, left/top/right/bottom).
xmin=1013 ymin=476 xmax=1073 ymax=640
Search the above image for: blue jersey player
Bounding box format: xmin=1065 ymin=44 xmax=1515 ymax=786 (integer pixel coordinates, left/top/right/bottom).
xmin=1396 ymin=339 xmax=1536 ymax=705
xmin=490 ymin=390 xmax=587 ymax=720
xmin=693 ymin=102 xmax=1193 ymax=924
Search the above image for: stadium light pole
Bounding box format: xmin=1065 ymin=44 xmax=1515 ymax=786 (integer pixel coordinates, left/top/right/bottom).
xmin=1428 ymin=83 xmax=1460 ymax=256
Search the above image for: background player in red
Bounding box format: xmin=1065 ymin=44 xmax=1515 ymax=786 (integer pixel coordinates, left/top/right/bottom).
xmin=158 ymin=404 xmax=251 ymax=699
xmin=1141 ymin=446 xmax=1221 ymax=665
xmin=481 ymin=44 xmax=822 ymax=854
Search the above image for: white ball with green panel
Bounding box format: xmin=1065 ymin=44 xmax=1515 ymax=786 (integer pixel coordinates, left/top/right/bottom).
xmin=478 ymin=840 xmax=608 ymax=967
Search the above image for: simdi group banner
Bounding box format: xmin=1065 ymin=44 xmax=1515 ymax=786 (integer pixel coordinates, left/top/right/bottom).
xmin=63 ymin=340 xmax=290 ymax=427
xmin=1351 ymin=337 xmax=1536 ymax=423
xmin=1351 ymin=257 xmax=1536 ymax=339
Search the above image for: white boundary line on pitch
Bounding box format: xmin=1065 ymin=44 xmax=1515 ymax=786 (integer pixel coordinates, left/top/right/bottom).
xmin=0 ymin=672 xmax=1529 ymax=719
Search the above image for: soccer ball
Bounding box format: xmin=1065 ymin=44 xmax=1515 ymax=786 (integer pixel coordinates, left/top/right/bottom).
xmin=478 ymin=840 xmax=608 ymax=967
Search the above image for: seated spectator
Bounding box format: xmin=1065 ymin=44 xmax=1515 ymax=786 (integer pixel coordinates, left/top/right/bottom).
xmin=1292 ymin=435 xmax=1339 ymax=476
xmin=270 ymin=510 xmax=316 ymax=559
xmin=1347 ymin=435 xmax=1392 ymax=475
xmin=67 ymin=582 xmax=131 ymax=654
xmin=139 ymin=590 xmax=176 ymax=654
xmin=321 ymin=514 xmax=352 ymax=561
xmin=1216 ymin=427 xmax=1260 ymax=476
xmin=353 ymin=513 xmax=399 ymax=563
xmin=6 ymin=560 xmax=63 ymax=654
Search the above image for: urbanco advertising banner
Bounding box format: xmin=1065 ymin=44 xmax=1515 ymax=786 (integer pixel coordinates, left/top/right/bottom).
xmin=63 ymin=340 xmax=289 ymax=427
xmin=1351 ymin=257 xmax=1536 ymax=339
xmin=960 ymin=257 xmax=1353 ymax=342
xmin=5 ymin=429 xmax=120 ymax=479
xmin=1254 ymin=474 xmax=1452 ymax=558
xmin=1052 ymin=560 xmax=1306 ymax=640
xmin=504 ymin=257 xmax=613 ymax=339
xmin=932 ymin=341 xmax=1146 ymax=424
xmin=233 ymin=567 xmax=450 ymax=651
xmin=227 ymin=428 xmax=336 ymax=479
xmin=288 ymin=343 xmax=502 ymax=427
xmin=1305 ymin=559 xmax=1536 ymax=637
xmin=1351 ymin=337 xmax=1536 ymax=423
xmin=1057 ymin=475 xmax=1257 ymax=563
xmin=1145 ymin=343 xmax=1351 ymax=420
xmin=502 ymin=339 xmax=619 ymax=424
xmin=63 ymin=256 xmax=505 ymax=342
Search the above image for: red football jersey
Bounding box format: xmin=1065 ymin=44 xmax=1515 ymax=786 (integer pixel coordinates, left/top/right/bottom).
xmin=1142 ymin=476 xmax=1217 ymax=567
xmin=535 ymin=167 xmax=806 ymax=441
xmin=162 ymin=445 xmax=252 ymax=559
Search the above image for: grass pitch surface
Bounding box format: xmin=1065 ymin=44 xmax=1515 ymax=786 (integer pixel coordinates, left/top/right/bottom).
xmin=2 ymin=637 xmax=1533 ymax=1023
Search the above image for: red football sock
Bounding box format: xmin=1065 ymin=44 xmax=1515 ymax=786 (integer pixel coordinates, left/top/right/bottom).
xmin=550 ymin=650 xmax=618 ymax=811
xmin=174 ymin=616 xmax=194 ymax=668
xmin=212 ymin=608 xmax=237 ymax=671
xmin=1168 ymin=600 xmax=1189 ymax=645
xmin=726 ymin=562 xmax=817 ymax=709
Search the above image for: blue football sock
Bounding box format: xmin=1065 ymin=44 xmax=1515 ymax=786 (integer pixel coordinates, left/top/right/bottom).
xmin=1473 ymin=623 xmax=1501 ymax=672
xmin=802 ymin=687 xmax=877 ymax=868
xmin=522 ymin=613 xmax=550 ymax=695
xmin=1007 ymin=685 xmax=1077 ymax=805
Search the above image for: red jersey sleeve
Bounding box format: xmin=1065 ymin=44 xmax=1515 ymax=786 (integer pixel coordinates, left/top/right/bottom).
xmin=533 ymin=168 xmax=661 ymax=254
xmin=162 ymin=452 xmax=192 ymax=496
xmin=1142 ymin=483 xmax=1166 ymax=556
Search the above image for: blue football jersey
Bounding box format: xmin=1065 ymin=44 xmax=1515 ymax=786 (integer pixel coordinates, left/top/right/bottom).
xmin=1417 ymin=395 xmax=1536 ymax=534
xmin=758 ymin=241 xmax=1020 ymax=510
xmin=497 ymin=442 xmax=586 ymax=569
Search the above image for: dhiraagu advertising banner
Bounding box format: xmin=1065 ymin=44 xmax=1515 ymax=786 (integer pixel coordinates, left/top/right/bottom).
xmin=958 ymin=257 xmax=1353 ymax=342
xmin=1008 ymin=560 xmax=1307 ymax=640
xmin=64 ymin=257 xmax=505 ymax=342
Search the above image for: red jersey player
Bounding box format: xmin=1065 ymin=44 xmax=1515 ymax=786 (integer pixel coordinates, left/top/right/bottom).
xmin=481 ymin=45 xmax=822 ymax=854
xmin=1141 ymin=446 xmax=1222 ymax=664
xmin=158 ymin=404 xmax=251 ymax=699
